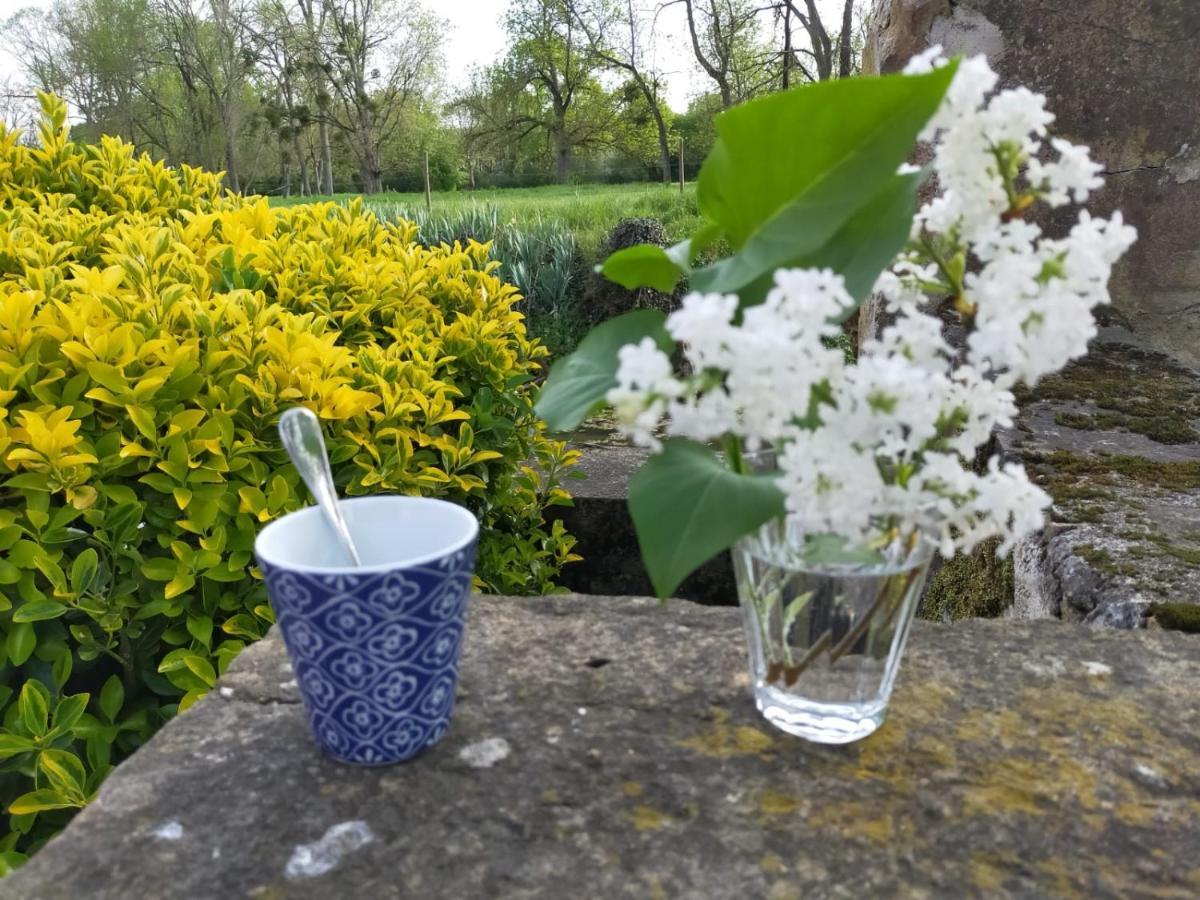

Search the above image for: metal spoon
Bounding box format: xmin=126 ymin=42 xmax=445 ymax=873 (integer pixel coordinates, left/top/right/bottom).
xmin=278 ymin=407 xmax=363 ymax=567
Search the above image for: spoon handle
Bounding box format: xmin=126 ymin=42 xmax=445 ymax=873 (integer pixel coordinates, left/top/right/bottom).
xmin=278 ymin=407 xmax=363 ymax=567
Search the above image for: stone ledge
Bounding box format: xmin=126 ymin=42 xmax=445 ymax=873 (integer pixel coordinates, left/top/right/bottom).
xmin=1006 ymin=329 xmax=1200 ymax=628
xmin=552 ymin=437 xmax=735 ymax=605
xmin=7 ymin=595 xmax=1199 ymax=899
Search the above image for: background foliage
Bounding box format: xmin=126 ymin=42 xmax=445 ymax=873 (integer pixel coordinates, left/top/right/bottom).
xmin=1 ymin=0 xmax=862 ymax=194
xmin=0 ymin=94 xmax=578 ymax=864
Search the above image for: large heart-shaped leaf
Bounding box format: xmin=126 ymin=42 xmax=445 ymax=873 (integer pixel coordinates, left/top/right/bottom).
xmin=534 ymin=310 xmax=674 ymax=433
xmin=693 ymin=170 xmax=924 ymax=304
xmin=697 ymin=64 xmax=956 ymax=249
xmin=628 ymin=439 xmax=786 ymax=598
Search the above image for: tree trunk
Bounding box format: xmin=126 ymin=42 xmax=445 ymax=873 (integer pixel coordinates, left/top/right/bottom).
xmin=838 ymin=0 xmax=855 ymax=78
xmin=292 ymin=132 xmax=309 ymax=195
xmin=223 ymin=130 xmax=240 ymax=193
xmin=357 ymin=133 xmax=383 ymax=194
xmin=317 ymin=117 xmax=334 ymax=194
xmin=782 ymin=4 xmax=792 ymax=89
xmin=635 ymin=80 xmax=672 ymax=183
xmin=554 ymin=131 xmax=571 ymax=184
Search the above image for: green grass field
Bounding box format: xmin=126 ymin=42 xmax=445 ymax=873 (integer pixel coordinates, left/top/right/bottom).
xmin=269 ymin=182 xmax=701 ymax=255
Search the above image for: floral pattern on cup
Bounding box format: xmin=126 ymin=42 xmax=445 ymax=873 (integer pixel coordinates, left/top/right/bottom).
xmin=258 ymin=543 xmax=476 ymax=765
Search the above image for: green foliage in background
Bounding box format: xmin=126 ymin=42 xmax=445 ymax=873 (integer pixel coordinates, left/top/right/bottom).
xmin=0 ymin=95 xmax=579 ymax=862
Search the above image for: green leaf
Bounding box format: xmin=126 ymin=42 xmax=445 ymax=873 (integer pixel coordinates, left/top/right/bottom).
xmin=599 ymin=244 xmax=684 ymax=292
xmin=692 ymin=171 xmax=924 ymax=304
xmin=52 ymin=694 xmax=89 ymax=734
xmin=533 ymin=310 xmax=674 ymax=432
xmin=0 ymin=560 xmax=21 ymax=584
xmin=140 ymin=558 xmax=178 ymax=581
xmin=697 ymin=64 xmax=956 ymax=248
xmin=0 ymin=733 xmax=36 ymax=760
xmin=125 ymin=405 xmax=157 ymax=441
xmin=183 ymin=655 xmax=216 ymax=688
xmin=100 ymin=676 xmax=124 ymax=724
xmin=7 ymin=622 xmax=36 ymax=667
xmin=164 ymin=572 xmax=195 ymax=600
xmin=186 ymin=614 xmax=213 ymax=648
xmin=4 ymin=473 xmax=51 ymax=491
xmin=8 ymin=789 xmax=77 ymax=815
xmin=69 ymin=548 xmax=99 ymax=596
xmin=18 ymin=681 xmax=49 ymax=736
xmin=38 ymin=749 xmax=87 ymax=798
xmin=795 ymin=171 xmax=924 ymax=304
xmin=220 ymin=613 xmax=264 ymax=640
xmin=0 ymin=851 xmax=29 ymax=878
xmin=86 ymin=361 xmax=127 ymax=395
xmin=159 ymin=649 xmax=216 ymax=689
xmin=628 ymin=440 xmax=785 ymax=598
xmin=12 ymin=600 xmax=68 ymax=623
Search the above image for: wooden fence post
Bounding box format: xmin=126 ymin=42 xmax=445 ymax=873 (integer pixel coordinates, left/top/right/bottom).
xmin=679 ymin=137 xmax=685 ymax=194
xmin=424 ymin=150 xmax=432 ymax=213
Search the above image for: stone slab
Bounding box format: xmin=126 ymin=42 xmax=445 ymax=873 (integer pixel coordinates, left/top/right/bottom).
xmin=7 ymin=595 xmax=1200 ymax=899
xmin=553 ymin=431 xmax=736 ymax=605
xmin=1002 ymin=330 xmax=1200 ymax=628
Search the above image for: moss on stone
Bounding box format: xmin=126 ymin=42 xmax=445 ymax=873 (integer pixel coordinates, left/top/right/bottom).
xmin=921 ymin=538 xmax=1014 ymax=621
xmin=1071 ymin=504 xmax=1105 ymax=523
xmin=1161 ymin=544 xmax=1200 ymax=565
xmin=1031 ymin=450 xmax=1200 ymax=494
xmin=1072 ymin=544 xmax=1137 ymax=578
xmin=1053 ymin=410 xmax=1199 ymax=445
xmin=1148 ymin=603 xmax=1200 ymax=633
xmin=1028 ymin=351 xmax=1200 ymax=445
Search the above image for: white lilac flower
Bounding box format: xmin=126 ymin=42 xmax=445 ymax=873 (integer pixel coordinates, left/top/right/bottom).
xmin=1028 ymin=138 xmax=1104 ymax=207
xmin=602 ymin=53 xmax=1133 ymax=559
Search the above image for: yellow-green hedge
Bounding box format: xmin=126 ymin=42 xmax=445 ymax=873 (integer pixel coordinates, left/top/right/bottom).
xmin=0 ymin=94 xmax=578 ymax=865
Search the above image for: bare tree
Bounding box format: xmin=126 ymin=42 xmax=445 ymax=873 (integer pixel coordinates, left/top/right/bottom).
xmin=674 ymin=0 xmax=763 ymax=108
xmin=4 ymin=0 xmax=164 ymax=148
xmin=566 ymin=0 xmax=672 ymax=183
xmin=255 ymin=0 xmax=311 ymax=195
xmin=157 ymin=0 xmax=258 ymax=191
xmin=776 ymin=0 xmax=857 ymax=85
xmin=314 ymin=0 xmax=441 ymax=194
xmin=294 ymin=0 xmax=333 ymax=193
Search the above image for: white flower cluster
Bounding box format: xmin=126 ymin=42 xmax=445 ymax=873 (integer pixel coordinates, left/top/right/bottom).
xmin=902 ymin=47 xmax=1137 ymax=385
xmin=605 ymin=52 xmax=1137 ymax=559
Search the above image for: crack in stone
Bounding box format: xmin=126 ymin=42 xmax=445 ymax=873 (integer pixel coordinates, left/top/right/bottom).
xmin=218 ymin=692 xmax=302 ymax=708
xmin=1102 ymin=165 xmax=1164 ymax=176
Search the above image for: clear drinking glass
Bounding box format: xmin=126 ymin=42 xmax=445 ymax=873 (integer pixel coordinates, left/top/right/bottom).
xmin=733 ymin=517 xmax=933 ymax=745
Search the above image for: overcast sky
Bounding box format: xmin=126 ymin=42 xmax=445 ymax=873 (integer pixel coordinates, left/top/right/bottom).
xmin=0 ymin=0 xmax=787 ymax=113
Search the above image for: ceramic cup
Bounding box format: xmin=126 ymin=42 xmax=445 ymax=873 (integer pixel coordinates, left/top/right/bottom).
xmin=255 ymin=496 xmax=478 ymax=765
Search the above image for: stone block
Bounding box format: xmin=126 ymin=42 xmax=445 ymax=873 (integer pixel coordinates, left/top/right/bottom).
xmin=7 ymin=595 xmax=1199 ymax=898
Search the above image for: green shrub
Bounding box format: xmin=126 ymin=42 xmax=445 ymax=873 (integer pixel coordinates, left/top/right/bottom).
xmin=0 ymin=94 xmax=579 ymax=862
xmin=374 ymin=203 xmax=590 ymax=356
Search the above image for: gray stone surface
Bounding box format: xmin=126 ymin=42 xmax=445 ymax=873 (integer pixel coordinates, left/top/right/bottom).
xmin=554 ymin=419 xmax=736 ymax=605
xmin=7 ymin=594 xmax=1200 ymax=899
xmin=865 ymin=0 xmax=1200 ymax=366
xmin=1000 ymin=329 xmax=1200 ymax=628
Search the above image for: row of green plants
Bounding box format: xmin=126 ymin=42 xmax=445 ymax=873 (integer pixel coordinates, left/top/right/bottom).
xmin=0 ymin=94 xmax=580 ymax=867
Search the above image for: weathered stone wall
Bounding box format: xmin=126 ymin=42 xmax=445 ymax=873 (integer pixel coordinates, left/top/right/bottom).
xmin=867 ymin=0 xmax=1200 ymax=366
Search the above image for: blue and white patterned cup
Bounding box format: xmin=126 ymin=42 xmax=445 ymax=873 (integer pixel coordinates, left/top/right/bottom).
xmin=255 ymin=496 xmax=478 ymax=765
